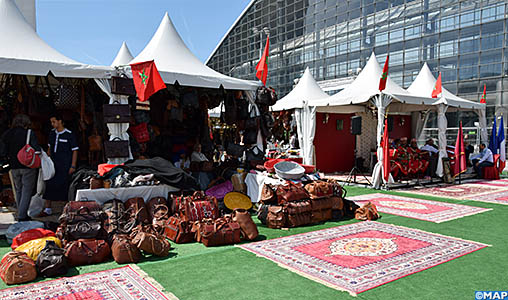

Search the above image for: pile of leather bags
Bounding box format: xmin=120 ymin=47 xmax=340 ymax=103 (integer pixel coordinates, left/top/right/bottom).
xmin=165 ymin=191 xmax=258 ymax=246
xmin=256 ymin=179 xmax=363 ymax=229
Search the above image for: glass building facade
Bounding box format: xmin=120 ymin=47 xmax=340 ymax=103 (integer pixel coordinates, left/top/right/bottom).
xmin=206 ymin=0 xmax=508 ymax=129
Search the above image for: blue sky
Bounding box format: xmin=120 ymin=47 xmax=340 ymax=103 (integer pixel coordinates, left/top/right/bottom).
xmin=36 ymin=0 xmax=251 ymax=65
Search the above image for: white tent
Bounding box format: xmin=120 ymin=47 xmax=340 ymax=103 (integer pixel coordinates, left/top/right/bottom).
xmin=0 ymin=0 xmax=112 ymax=78
xmin=128 ymin=12 xmax=259 ymax=90
xmin=271 ymin=67 xmax=330 ymax=111
xmin=406 ymin=63 xmax=487 ymax=177
xmin=111 ymin=42 xmax=134 ymax=67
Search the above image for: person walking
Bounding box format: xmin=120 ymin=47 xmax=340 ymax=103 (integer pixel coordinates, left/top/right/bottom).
xmin=41 ymin=114 xmax=78 ymax=216
xmin=0 ymin=114 xmax=41 ymax=221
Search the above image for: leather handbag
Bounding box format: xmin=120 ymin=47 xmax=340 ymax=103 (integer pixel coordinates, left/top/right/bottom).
xmin=163 ymin=216 xmax=195 ymax=244
xmin=66 ymin=220 xmax=102 ymax=240
xmin=275 ymin=182 xmax=310 ymax=204
xmin=305 ymin=181 xmax=333 ymax=199
xmin=243 ymin=129 xmax=257 ymax=145
xmin=232 ymin=209 xmax=258 ymax=241
xmin=131 ymin=230 xmax=170 ymax=257
xmin=260 ymin=184 xmax=277 ymax=204
xmin=355 ymin=202 xmax=380 ymax=221
xmin=197 ymin=217 xmax=242 ymax=247
xmin=182 ymin=192 xmax=219 ymax=222
xmin=125 ymin=197 xmax=150 ymax=225
xmin=64 ymin=239 xmax=111 ymax=266
xmin=266 ymin=206 xmax=286 ymax=229
xmin=36 ymin=240 xmax=68 ymax=277
xmin=256 ymin=86 xmax=277 ymax=106
xmin=60 ymin=201 xmax=104 ymax=225
xmin=104 ymin=137 xmax=130 ymax=158
xmin=103 ymin=101 xmax=131 ymax=123
xmin=0 ymin=251 xmax=37 ymax=285
xmin=102 ymin=199 xmax=135 ymax=240
xmin=285 ymin=201 xmax=312 ymax=227
xmin=111 ymin=234 xmax=142 ymax=264
xmin=129 ymin=122 xmax=150 ymax=143
xmin=55 ymin=84 xmax=79 ymax=110
xmin=146 ymin=197 xmax=170 ymax=234
xmin=111 ymin=76 xmax=136 ymax=96
xmin=330 ymin=196 xmax=345 ymax=220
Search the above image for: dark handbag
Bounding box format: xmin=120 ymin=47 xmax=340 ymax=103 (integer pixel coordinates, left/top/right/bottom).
xmin=88 ymin=133 xmax=103 ymax=152
xmin=223 ymin=93 xmax=237 ymax=125
xmin=103 ymin=101 xmax=131 ymax=123
xmin=245 ymin=117 xmax=260 ymax=130
xmin=36 ymin=240 xmax=68 ymax=277
xmin=64 ymin=239 xmax=111 ymax=266
xmin=0 ymin=251 xmax=37 ymax=285
xmin=163 ymin=216 xmax=195 ymax=244
xmin=104 ymin=137 xmax=130 ymax=158
xmin=66 ymin=220 xmax=102 ymax=240
xmin=246 ymin=146 xmax=264 ymax=162
xmin=226 ymin=143 xmax=245 ymax=157
xmin=111 ymin=76 xmax=136 ymax=96
xmin=131 ymin=230 xmax=170 ymax=257
xmin=124 ymin=197 xmax=150 ymax=225
xmin=111 ymin=234 xmax=142 ymax=264
xmin=198 ymin=217 xmax=242 ymax=247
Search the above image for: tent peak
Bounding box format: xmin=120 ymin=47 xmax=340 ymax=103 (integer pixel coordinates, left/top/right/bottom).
xmin=111 ymin=41 xmax=134 ymax=67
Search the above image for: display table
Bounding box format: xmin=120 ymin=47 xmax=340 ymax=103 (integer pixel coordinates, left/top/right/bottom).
xmin=75 ymin=185 xmax=179 ymax=205
xmin=245 ymin=172 xmax=284 ymax=203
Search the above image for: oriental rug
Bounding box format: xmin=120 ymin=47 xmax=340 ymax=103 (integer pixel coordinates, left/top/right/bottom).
xmin=239 ymin=222 xmax=488 ymax=295
xmin=463 ymin=189 xmax=508 ymax=206
xmin=469 ymin=179 xmax=508 ymax=187
xmin=348 ymin=193 xmax=491 ymax=223
xmin=401 ymin=184 xmax=504 ymax=200
xmin=0 ymin=265 xmax=178 ymax=300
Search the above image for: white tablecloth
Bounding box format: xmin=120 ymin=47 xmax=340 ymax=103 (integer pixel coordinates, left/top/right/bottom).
xmin=245 ymin=172 xmax=284 ymax=203
xmin=75 ymin=185 xmax=179 ymax=205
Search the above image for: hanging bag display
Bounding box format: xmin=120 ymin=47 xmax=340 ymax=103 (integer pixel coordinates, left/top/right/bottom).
xmin=103 ymin=100 xmax=131 ymax=123
xmin=129 ymin=122 xmax=150 ymax=143
xmin=104 ymin=137 xmax=130 ymax=158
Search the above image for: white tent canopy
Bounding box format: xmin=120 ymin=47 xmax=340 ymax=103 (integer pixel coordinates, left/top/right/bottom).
xmin=271 ymin=67 xmax=330 ymax=111
xmin=111 ymin=42 xmax=134 ymax=67
xmin=0 ymin=0 xmax=112 ymax=78
xmin=129 ymin=12 xmax=259 ymax=90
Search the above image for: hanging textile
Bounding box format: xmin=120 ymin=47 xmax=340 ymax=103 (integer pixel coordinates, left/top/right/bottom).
xmin=476 ymin=107 xmax=488 ymax=144
xmin=372 ymin=93 xmax=394 ymax=189
xmin=295 ymin=103 xmax=316 ymax=166
xmin=435 ymin=103 xmax=448 ymax=177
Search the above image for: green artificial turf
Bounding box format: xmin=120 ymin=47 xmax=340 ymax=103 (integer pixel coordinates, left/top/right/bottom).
xmin=1 ymin=185 xmax=507 ymax=300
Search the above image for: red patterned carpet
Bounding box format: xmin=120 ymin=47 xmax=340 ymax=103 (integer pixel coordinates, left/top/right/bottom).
xmin=0 ymin=265 xmax=178 ymax=300
xmin=463 ymin=189 xmax=508 ymax=206
xmin=239 ymin=222 xmax=488 ymax=295
xmin=401 ymin=183 xmax=504 ymax=200
xmin=348 ymin=193 xmax=491 ymax=223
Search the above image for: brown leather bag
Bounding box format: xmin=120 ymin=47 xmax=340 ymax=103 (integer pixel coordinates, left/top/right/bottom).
xmin=232 ymin=209 xmax=258 ymax=241
xmin=64 ymin=239 xmax=111 ymax=266
xmin=266 ymin=206 xmax=286 ymax=229
xmin=163 ymin=216 xmax=195 ymax=244
xmin=0 ymin=251 xmax=37 ymax=285
xmin=304 ymin=181 xmax=333 ymax=199
xmin=310 ymin=197 xmax=335 ymax=211
xmin=355 ymin=202 xmax=380 ymax=221
xmin=311 ymin=209 xmax=332 ymax=224
xmin=88 ymin=132 xmax=103 ymax=152
xmin=60 ymin=201 xmax=104 ymax=224
xmin=197 ymin=217 xmax=242 ymax=247
xmin=260 ymin=184 xmax=277 ymax=204
xmin=275 ymin=182 xmax=309 ymax=204
xmin=111 ymin=234 xmax=142 ymax=264
xmin=125 ymin=197 xmax=150 ymax=225
xmin=285 ymin=201 xmax=312 ymax=227
xmin=90 ymin=177 xmax=103 ymax=189
xmin=131 ymin=230 xmax=170 ymax=257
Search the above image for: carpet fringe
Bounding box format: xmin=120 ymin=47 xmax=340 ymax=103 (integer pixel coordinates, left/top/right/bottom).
xmin=129 ymin=264 xmax=180 ymax=300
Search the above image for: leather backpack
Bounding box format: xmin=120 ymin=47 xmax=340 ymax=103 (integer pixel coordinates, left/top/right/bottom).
xmin=64 ymin=239 xmax=111 ymax=266
xmin=0 ymin=251 xmax=37 ymax=285
xmin=266 ymin=206 xmax=286 ymax=229
xmin=124 ymin=197 xmax=150 ymax=225
xmin=232 ymin=209 xmax=258 ymax=241
xmin=36 ymin=240 xmax=68 ymax=277
xmin=111 ymin=234 xmax=142 ymax=264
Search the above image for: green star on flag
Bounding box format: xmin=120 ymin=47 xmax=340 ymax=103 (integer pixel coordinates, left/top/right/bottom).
xmin=139 ymin=70 xmax=148 ymax=86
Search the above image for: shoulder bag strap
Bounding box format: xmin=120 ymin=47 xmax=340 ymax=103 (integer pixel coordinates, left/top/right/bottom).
xmin=26 ymin=129 xmax=31 ymax=145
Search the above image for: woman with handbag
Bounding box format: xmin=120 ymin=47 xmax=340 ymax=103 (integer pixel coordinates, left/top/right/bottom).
xmin=40 ymin=114 xmax=79 ymax=216
xmin=0 ymin=114 xmax=41 ymax=221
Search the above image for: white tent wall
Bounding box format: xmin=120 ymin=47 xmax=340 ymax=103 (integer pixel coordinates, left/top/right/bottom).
xmin=294 ymin=104 xmax=316 ymax=165
xmin=355 ymin=111 xmax=377 ymax=170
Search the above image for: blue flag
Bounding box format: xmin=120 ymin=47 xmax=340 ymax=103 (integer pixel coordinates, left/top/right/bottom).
xmin=488 ymin=118 xmax=498 ymax=154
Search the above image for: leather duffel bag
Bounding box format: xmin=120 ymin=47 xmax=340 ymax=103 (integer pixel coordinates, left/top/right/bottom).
xmin=355 ymin=202 xmax=380 ymax=221
xmin=147 ymin=197 xmax=170 ymax=234
xmin=64 ymin=239 xmax=111 ymax=266
xmin=304 ymin=181 xmax=334 ymax=199
xmin=111 ymin=234 xmax=142 ymax=264
xmin=182 ymin=192 xmax=219 ymax=222
xmin=60 ymin=201 xmax=104 ymax=225
xmin=103 ymin=199 xmax=135 ymax=240
xmin=285 ymin=201 xmax=312 ymax=227
xmin=275 ymin=182 xmax=309 ymax=204
xmin=0 ymin=251 xmax=37 ymax=285
xmin=131 ymin=229 xmax=170 ymax=257
xmin=232 ymin=209 xmax=258 ymax=241
xmin=266 ymin=206 xmax=286 ymax=229
xmin=36 ymin=240 xmax=68 ymax=277
xmin=311 ymin=208 xmax=332 ymax=224
xmin=164 ymin=216 xmax=194 ymax=244
xmin=125 ymin=197 xmax=150 ymax=225
xmin=197 ymin=217 xmax=242 ymax=247
xmin=66 ymin=220 xmax=102 ymax=240
xmin=90 ymin=177 xmax=103 ymax=190
xmin=260 ymin=184 xmax=277 ymax=204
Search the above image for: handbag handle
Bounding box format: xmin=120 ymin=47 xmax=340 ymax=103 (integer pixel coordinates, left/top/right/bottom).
xmin=26 ymin=129 xmax=31 ymax=145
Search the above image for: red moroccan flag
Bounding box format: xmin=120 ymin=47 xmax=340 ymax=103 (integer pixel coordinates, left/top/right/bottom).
xmin=431 ymin=72 xmax=442 ymax=98
xmin=130 ymin=60 xmax=166 ymax=102
xmin=256 ymin=36 xmax=270 ymax=86
xmin=379 ymin=55 xmax=389 ymax=91
xmin=480 ymin=84 xmax=486 ymax=104
xmin=453 ymin=121 xmax=467 ymax=177
xmin=382 ymin=118 xmax=390 ymax=182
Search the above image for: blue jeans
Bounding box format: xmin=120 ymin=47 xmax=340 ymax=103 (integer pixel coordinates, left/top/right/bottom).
xmin=472 ymin=160 xmax=494 ymax=178
xmin=10 ymin=168 xmax=37 ymax=220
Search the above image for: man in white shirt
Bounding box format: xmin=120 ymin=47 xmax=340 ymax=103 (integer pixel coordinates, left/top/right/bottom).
xmin=470 ymin=143 xmax=494 ymax=178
